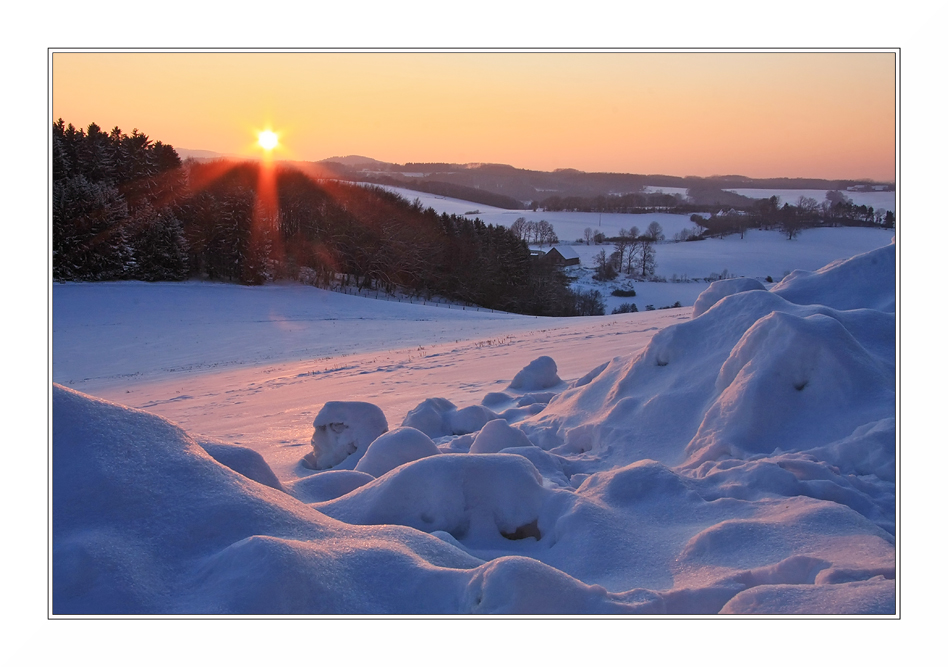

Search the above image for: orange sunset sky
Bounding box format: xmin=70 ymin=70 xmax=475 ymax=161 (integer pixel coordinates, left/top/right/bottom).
xmin=52 ymin=51 xmax=896 ymax=181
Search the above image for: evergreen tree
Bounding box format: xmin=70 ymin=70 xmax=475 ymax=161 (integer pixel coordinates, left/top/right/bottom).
xmin=53 ymin=176 xmax=130 ymax=281
xmin=128 ymin=203 xmax=189 ymax=281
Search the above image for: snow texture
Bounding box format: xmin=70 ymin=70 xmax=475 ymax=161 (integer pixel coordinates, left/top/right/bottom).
xmin=52 ymin=243 xmax=896 ymax=615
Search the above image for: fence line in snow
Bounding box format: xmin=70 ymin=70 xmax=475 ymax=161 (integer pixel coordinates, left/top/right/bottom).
xmin=322 ymin=283 xmax=509 ymax=314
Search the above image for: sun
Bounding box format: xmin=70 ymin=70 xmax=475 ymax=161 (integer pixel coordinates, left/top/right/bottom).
xmin=258 ymin=130 xmax=279 ymax=151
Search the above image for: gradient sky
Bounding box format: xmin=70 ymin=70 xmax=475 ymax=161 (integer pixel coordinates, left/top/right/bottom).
xmin=52 ymin=51 xmax=896 ymax=181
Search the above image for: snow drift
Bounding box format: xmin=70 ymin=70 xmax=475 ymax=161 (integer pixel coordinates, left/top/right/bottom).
xmin=52 ymin=243 xmax=896 ymax=615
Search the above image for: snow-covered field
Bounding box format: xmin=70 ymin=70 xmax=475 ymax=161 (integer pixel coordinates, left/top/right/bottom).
xmin=52 ymin=240 xmax=896 ymax=616
xmin=53 ymin=281 xmax=565 ymax=388
xmin=374 ymin=183 xmax=896 ymax=246
xmin=54 ymin=281 xmax=689 ymax=479
xmin=371 ymin=183 xmax=702 ymax=241
xmin=540 ymin=227 xmax=894 ymax=313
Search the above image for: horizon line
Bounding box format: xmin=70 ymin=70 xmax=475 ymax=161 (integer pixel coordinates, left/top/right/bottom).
xmin=175 ymin=149 xmax=895 ymax=185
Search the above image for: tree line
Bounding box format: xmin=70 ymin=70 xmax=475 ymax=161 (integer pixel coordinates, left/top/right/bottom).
xmin=537 ymin=186 xmax=895 ymax=236
xmin=693 ymin=192 xmax=894 ymax=242
xmin=540 ymin=191 xmax=682 ymax=214
xmin=52 ymin=120 xmax=594 ymax=317
xmin=509 ymin=218 xmax=558 ymax=246
xmin=53 ymin=119 xmax=188 ymax=282
xmin=355 ymin=173 xmax=524 ymax=210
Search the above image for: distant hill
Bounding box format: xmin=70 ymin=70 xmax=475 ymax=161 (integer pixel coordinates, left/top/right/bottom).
xmin=176 ymin=148 xmax=229 ymax=160
xmin=319 ymin=155 xmax=390 ymax=167
xmin=310 ymin=157 xmax=895 ymax=207
xmin=179 ymin=149 xmax=894 ymax=210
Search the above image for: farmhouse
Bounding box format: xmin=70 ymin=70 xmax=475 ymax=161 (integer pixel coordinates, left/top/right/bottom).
xmin=539 ymin=245 xmax=580 ymax=267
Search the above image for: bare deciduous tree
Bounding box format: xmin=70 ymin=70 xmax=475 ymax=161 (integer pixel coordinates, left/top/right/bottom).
xmin=646 ymin=221 xmax=664 ymax=241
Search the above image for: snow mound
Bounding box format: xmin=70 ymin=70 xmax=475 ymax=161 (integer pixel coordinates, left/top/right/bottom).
xmin=310 ymin=401 xmax=388 ymax=470
xmin=453 ymin=404 xmax=502 ymax=435
xmin=286 ymin=469 xmax=375 ymax=503
xmin=516 ymin=243 xmax=895 ymax=540
xmin=719 ymin=578 xmax=895 ymax=615
xmin=692 ymin=277 xmax=766 ymax=318
xmin=805 ymin=418 xmax=896 ymax=483
xmin=462 ymin=556 xmax=644 ymax=614
xmin=470 ymin=419 xmax=536 ymax=454
xmin=52 ymin=384 xmax=483 ymax=614
xmin=683 ymin=310 xmax=894 ymax=464
xmin=482 ymin=391 xmax=513 ymax=406
xmin=508 ymin=355 xmax=562 ymax=390
xmin=524 ymin=245 xmax=894 ymax=463
xmin=355 ymin=427 xmax=441 ymax=477
xmin=771 ymin=241 xmax=896 ymax=312
xmin=317 ymin=453 xmax=552 ymax=549
xmin=401 ymin=397 xmax=499 ymax=438
xmin=198 ymin=439 xmax=284 ymax=491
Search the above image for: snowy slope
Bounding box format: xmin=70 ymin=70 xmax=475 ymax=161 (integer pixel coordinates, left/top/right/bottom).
xmin=53 ymin=280 xmax=574 ymax=388
xmin=52 ymin=243 xmax=896 ymax=615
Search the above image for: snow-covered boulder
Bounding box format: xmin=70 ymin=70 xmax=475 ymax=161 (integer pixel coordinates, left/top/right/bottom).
xmin=310 ymin=401 xmax=388 ymax=470
xmin=481 ymin=391 xmax=513 ymax=407
xmin=400 ymin=397 xmax=456 ymax=437
xmin=692 ymin=277 xmax=766 ymax=318
xmin=470 ymin=419 xmax=535 ymax=454
xmin=355 ymin=427 xmax=441 ymax=477
xmin=452 ymin=405 xmax=500 ymax=435
xmin=401 ymin=397 xmax=498 ymax=438
xmin=508 ymin=356 xmax=562 ymax=390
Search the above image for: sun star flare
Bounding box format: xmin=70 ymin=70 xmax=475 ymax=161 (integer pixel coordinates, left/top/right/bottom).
xmin=258 ymin=130 xmax=279 ymax=151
